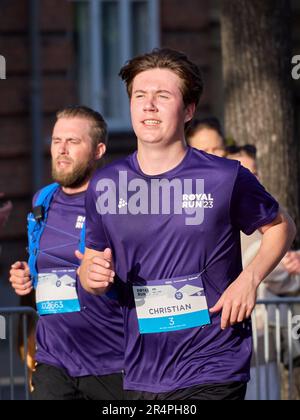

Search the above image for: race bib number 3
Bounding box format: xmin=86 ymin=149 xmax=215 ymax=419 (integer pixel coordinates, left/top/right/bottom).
xmin=133 ymin=273 xmax=211 ymax=334
xmin=36 ymin=268 xmax=81 ymax=316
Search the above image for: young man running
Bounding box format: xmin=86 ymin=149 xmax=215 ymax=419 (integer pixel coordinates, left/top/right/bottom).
xmin=9 ymin=106 xmax=124 ymax=400
xmin=80 ymin=49 xmax=296 ymax=400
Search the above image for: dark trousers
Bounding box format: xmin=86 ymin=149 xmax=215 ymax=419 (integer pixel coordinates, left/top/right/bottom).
xmin=125 ymin=382 xmax=247 ymax=401
xmin=32 ymin=363 xmax=124 ymax=400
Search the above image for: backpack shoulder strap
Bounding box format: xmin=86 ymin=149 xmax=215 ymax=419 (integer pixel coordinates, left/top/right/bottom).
xmin=78 ymin=221 xmax=86 ymax=254
xmin=34 ymin=182 xmax=60 ymax=207
xmin=27 ymin=183 xmax=60 ymax=288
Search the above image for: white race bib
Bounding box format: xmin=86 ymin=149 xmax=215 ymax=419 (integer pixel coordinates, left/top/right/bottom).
xmin=36 ymin=268 xmax=81 ymax=316
xmin=133 ymin=273 xmax=211 ymax=334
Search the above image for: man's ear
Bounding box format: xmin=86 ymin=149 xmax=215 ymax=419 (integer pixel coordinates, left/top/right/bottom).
xmin=95 ymin=142 xmax=106 ymax=160
xmin=184 ymin=103 xmax=196 ymax=124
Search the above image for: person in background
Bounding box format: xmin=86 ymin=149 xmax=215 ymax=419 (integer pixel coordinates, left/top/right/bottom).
xmin=186 ymin=117 xmax=226 ymax=157
xmin=0 ymin=194 xmax=12 ymax=231
xmin=228 ymin=145 xmax=300 ymax=400
xmin=226 ymin=144 xmax=258 ymax=178
xmin=0 ymin=193 xmax=12 ymax=261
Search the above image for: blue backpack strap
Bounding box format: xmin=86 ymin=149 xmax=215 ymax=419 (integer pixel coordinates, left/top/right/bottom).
xmin=34 ymin=183 xmax=60 ymax=207
xmin=27 ymin=183 xmax=60 ymax=288
xmin=78 ymin=221 xmax=86 ymax=254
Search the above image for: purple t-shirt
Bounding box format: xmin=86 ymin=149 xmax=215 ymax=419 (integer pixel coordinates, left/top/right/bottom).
xmin=85 ymin=147 xmax=279 ymax=392
xmin=35 ymin=188 xmax=124 ymax=377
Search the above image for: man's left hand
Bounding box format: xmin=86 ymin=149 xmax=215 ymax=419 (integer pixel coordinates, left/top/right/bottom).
xmin=209 ymin=270 xmax=258 ymax=330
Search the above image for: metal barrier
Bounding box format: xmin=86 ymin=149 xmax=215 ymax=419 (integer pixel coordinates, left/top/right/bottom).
xmin=0 ymin=307 xmax=38 ymax=401
xmin=0 ymin=300 xmax=300 ymax=400
xmin=251 ymin=298 xmax=300 ymax=400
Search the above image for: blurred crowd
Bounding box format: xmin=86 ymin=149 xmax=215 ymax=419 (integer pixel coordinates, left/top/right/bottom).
xmin=186 ymin=116 xmax=300 ymax=400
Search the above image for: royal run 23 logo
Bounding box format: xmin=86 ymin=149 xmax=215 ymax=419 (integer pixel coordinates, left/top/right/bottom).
xmin=95 ymin=172 xmax=215 ymax=226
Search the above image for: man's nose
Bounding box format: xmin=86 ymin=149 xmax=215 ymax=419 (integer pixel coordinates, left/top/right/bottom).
xmin=58 ymin=141 xmax=69 ymax=154
xmin=143 ymin=96 xmax=158 ymax=112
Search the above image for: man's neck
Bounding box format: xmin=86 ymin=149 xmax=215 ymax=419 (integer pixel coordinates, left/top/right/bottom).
xmin=137 ymin=140 xmax=188 ymax=176
xmin=61 ymin=181 xmax=89 ymax=195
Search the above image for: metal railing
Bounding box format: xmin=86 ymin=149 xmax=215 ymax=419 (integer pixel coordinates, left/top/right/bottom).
xmin=0 ymin=299 xmax=300 ymax=400
xmin=0 ymin=307 xmax=38 ymax=401
xmin=251 ymin=298 xmax=300 ymax=400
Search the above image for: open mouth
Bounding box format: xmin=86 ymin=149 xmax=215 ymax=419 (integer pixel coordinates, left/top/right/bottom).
xmin=57 ymin=160 xmax=72 ymax=168
xmin=142 ymin=119 xmax=161 ymax=127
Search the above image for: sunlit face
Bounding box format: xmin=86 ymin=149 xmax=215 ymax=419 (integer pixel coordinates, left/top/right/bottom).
xmin=51 ymin=117 xmax=103 ymax=188
xmin=188 ymin=128 xmax=225 ymax=157
xmin=130 ymin=68 xmax=195 ymax=147
xmin=227 ymin=153 xmax=259 ymax=178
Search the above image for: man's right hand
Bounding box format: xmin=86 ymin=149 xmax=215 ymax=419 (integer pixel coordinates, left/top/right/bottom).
xmin=79 ymin=248 xmax=115 ymax=295
xmin=9 ymin=261 xmax=33 ymax=296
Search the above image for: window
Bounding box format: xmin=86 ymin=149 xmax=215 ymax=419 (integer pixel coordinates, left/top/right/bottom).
xmin=75 ymin=0 xmax=160 ymax=131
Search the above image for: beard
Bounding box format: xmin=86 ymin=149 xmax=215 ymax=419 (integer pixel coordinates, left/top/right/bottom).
xmin=52 ymin=154 xmax=96 ymax=188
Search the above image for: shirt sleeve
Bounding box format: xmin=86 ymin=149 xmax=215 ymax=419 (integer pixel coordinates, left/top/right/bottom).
xmin=230 ymin=165 xmax=279 ymax=235
xmin=85 ymin=178 xmax=110 ymax=251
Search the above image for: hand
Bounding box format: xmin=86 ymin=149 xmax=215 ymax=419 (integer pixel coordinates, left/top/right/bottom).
xmin=281 ymin=251 xmax=300 ymax=275
xmin=75 ymin=250 xmax=84 ymax=276
xmin=84 ymin=248 xmax=115 ymax=292
xmin=209 ymin=271 xmax=258 ymax=330
xmin=9 ymin=261 xmax=33 ymax=296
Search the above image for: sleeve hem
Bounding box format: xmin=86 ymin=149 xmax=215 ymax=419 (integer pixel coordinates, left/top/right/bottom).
xmin=85 ymin=241 xmax=107 ymax=252
xmin=242 ymin=203 xmax=279 ymax=236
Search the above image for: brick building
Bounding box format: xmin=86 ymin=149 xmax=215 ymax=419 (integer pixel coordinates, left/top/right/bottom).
xmin=0 ymin=0 xmax=299 ymax=310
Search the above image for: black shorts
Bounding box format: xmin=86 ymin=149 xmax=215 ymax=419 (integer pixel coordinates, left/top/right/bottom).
xmin=125 ymin=382 xmax=247 ymax=401
xmin=31 ymin=363 xmax=125 ymax=400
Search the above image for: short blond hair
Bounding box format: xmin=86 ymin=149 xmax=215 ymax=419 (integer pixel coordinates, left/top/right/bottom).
xmin=56 ymin=105 xmax=108 ymax=148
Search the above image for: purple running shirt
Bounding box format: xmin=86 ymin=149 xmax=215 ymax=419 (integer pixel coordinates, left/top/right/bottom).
xmin=35 ymin=188 xmax=124 ymax=377
xmin=85 ymin=147 xmax=279 ymax=392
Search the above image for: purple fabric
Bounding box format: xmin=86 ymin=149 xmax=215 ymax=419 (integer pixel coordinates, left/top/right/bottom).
xmin=35 ymin=188 xmax=124 ymax=377
xmin=85 ymin=147 xmax=279 ymax=392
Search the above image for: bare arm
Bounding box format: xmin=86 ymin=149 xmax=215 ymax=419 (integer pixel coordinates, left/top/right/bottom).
xmin=248 ymin=207 xmax=296 ymax=281
xmin=281 ymin=250 xmax=300 ymax=275
xmin=210 ymin=208 xmax=296 ymax=329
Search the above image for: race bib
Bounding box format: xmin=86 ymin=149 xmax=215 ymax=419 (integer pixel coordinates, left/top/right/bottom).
xmin=36 ymin=268 xmax=81 ymax=316
xmin=133 ymin=273 xmax=211 ymax=334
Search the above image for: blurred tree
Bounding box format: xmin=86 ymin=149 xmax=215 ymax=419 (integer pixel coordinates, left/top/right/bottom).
xmin=221 ymin=0 xmax=299 ymax=244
